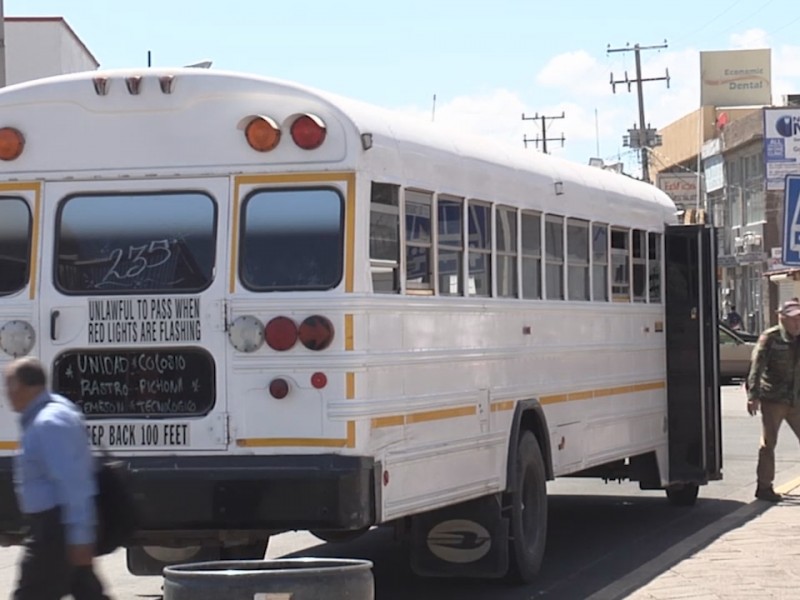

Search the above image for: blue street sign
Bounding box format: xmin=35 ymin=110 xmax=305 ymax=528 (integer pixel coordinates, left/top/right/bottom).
xmin=783 ymin=175 xmax=800 ymax=266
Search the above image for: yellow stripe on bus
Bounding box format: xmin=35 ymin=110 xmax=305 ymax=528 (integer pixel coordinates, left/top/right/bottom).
xmin=373 ymin=380 xmax=667 ymax=428
xmin=345 ymin=315 xmax=354 ymax=351
xmin=230 ymin=172 xmax=356 ymax=294
xmin=0 ymin=441 xmax=19 ymax=450
xmin=373 ymin=406 xmax=477 ymax=429
xmin=542 ymin=380 xmax=666 ymax=405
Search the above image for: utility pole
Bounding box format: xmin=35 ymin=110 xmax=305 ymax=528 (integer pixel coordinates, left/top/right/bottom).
xmin=0 ymin=0 xmax=6 ymax=88
xmin=608 ymin=41 xmax=670 ymax=181
xmin=522 ymin=112 xmax=565 ymax=154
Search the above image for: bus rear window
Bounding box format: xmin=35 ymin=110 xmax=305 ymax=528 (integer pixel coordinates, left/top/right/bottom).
xmin=240 ymin=188 xmax=343 ymax=291
xmin=56 ymin=193 xmax=216 ymax=294
xmin=0 ymin=197 xmax=31 ymax=296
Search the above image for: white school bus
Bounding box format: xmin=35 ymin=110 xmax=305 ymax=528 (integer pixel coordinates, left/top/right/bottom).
xmin=0 ymin=68 xmax=720 ymax=580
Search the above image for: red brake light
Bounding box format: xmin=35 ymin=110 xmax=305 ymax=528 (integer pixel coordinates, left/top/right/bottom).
xmin=290 ymin=114 xmax=326 ymax=150
xmin=298 ymin=315 xmax=334 ymax=351
xmin=269 ymin=378 xmax=290 ymax=399
xmin=264 ymin=316 xmax=298 ymax=351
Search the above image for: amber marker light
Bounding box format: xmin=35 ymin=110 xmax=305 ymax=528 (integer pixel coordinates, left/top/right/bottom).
xmin=245 ymin=116 xmax=281 ymax=152
xmin=290 ymin=114 xmax=326 ymax=150
xmin=0 ymin=128 xmax=25 ymax=161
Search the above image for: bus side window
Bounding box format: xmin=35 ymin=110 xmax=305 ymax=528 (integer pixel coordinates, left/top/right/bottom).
xmin=611 ymin=228 xmax=630 ymax=302
xmin=592 ymin=223 xmax=609 ymax=301
xmin=567 ymin=218 xmax=590 ymax=301
xmin=468 ymin=201 xmax=492 ymax=297
xmin=521 ymin=211 xmax=542 ymax=299
xmin=649 ymin=232 xmax=662 ymax=303
xmin=545 ymin=214 xmax=564 ymax=300
xmin=632 ymin=229 xmax=647 ymax=303
xmin=438 ymin=196 xmax=464 ymax=296
xmin=405 ymin=190 xmax=434 ymax=293
xmin=369 ymin=183 xmax=400 ymax=293
xmin=496 ymin=206 xmax=518 ymax=298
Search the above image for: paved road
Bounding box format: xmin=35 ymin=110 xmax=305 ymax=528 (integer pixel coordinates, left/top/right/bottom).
xmin=1 ymin=383 xmax=798 ymax=598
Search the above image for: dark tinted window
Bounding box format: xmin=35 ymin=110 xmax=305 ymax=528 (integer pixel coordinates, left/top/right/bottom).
xmin=53 ymin=348 xmax=215 ymax=419
xmin=0 ymin=197 xmax=30 ymax=295
xmin=241 ymin=188 xmax=343 ymax=291
xmin=57 ymin=193 xmax=216 ymax=294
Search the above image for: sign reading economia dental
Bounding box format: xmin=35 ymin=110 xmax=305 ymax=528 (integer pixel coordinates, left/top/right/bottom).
xmin=700 ymin=48 xmax=771 ymax=107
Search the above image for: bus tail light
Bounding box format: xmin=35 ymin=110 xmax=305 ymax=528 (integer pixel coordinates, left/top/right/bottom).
xmin=298 ymin=315 xmax=334 ymax=350
xmin=0 ymin=128 xmax=25 ymax=161
xmin=245 ymin=116 xmax=281 ymax=152
xmin=290 ymin=114 xmax=326 ymax=150
xmin=269 ymin=378 xmax=290 ymax=399
xmin=311 ymin=372 xmax=327 ymax=389
xmin=265 ymin=316 xmax=298 ymax=351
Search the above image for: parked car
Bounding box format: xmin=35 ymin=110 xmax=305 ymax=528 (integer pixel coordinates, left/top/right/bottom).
xmin=719 ymin=323 xmax=757 ymax=382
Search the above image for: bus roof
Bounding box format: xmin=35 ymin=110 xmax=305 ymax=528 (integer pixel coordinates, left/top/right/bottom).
xmin=0 ymin=67 xmax=677 ymax=221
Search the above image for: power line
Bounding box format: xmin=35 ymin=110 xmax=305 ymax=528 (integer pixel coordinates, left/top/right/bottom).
xmin=669 ymin=0 xmax=745 ymax=46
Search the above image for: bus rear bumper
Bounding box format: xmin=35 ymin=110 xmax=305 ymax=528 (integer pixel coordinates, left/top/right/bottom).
xmin=0 ymin=454 xmax=377 ymax=540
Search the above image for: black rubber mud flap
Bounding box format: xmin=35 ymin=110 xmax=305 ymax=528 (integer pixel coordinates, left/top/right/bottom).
xmin=409 ymin=494 xmax=509 ymax=579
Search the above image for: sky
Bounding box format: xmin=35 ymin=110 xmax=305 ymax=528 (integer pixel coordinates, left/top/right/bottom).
xmin=6 ymin=0 xmax=800 ymax=177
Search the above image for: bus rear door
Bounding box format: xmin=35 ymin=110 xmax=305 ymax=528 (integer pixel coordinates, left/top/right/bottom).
xmin=38 ymin=179 xmax=230 ymax=452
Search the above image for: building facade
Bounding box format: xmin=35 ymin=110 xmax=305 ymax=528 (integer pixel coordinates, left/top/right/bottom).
xmin=655 ymin=102 xmax=799 ymax=333
xmin=3 ymin=16 xmax=98 ymax=86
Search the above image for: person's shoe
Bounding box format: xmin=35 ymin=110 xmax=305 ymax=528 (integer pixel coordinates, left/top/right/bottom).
xmin=755 ymin=486 xmax=782 ymax=502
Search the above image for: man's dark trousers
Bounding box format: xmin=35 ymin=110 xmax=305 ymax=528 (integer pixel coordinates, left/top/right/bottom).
xmin=13 ymin=507 xmax=109 ymax=600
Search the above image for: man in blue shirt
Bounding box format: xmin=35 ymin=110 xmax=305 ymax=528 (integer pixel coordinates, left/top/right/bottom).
xmin=4 ymin=357 xmax=110 ymax=600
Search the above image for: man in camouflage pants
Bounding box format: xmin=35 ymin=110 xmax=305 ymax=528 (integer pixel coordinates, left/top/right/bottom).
xmin=746 ymin=299 xmax=800 ymax=502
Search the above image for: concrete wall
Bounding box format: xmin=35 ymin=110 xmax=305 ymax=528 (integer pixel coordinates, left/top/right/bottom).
xmin=4 ymin=17 xmax=99 ymax=86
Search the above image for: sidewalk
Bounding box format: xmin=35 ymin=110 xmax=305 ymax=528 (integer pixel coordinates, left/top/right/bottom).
xmin=623 ymin=478 xmax=800 ymax=600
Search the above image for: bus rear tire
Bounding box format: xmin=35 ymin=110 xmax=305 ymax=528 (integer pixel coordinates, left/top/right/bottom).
xmin=666 ymin=483 xmax=699 ymax=507
xmin=507 ymin=431 xmax=547 ymax=583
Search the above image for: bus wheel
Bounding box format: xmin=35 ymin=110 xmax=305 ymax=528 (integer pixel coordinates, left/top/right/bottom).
xmin=220 ymin=539 xmax=269 ymax=560
xmin=507 ymin=431 xmax=547 ymax=583
xmin=666 ymin=483 xmax=699 ymax=507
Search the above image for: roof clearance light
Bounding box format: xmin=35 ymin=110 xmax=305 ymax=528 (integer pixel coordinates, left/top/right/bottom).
xmin=298 ymin=315 xmax=334 ymax=351
xmin=0 ymin=128 xmax=25 ymax=161
xmin=265 ymin=316 xmax=298 ymax=351
xmin=290 ymin=114 xmax=326 ymax=150
xmin=245 ymin=116 xmax=281 ymax=152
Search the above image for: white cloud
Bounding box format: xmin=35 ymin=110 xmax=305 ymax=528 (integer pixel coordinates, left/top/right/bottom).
xmin=395 ymin=88 xmax=529 ymax=148
xmin=730 ymin=28 xmax=770 ymax=49
xmin=536 ymin=50 xmax=609 ymax=97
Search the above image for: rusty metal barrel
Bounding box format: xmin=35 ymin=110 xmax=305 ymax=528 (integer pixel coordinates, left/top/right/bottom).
xmin=163 ymin=558 xmax=374 ymax=600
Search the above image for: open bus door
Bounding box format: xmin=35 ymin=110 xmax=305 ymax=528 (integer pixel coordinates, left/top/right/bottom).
xmin=664 ymin=223 xmax=722 ymax=504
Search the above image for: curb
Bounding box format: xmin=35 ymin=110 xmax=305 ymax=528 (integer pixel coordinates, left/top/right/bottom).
xmin=584 ymin=476 xmax=800 ymax=600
